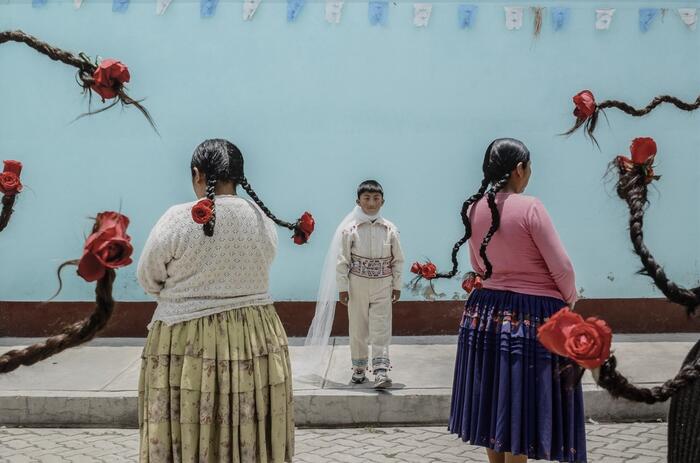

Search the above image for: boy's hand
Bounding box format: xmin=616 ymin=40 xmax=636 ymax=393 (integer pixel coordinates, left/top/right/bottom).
xmin=339 ymin=292 xmax=349 ymax=306
xmin=392 ymin=290 xmax=401 ymax=302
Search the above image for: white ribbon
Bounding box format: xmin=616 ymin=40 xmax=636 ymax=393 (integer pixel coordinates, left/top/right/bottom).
xmin=243 ymin=0 xmax=261 ymax=20
xmin=156 ymin=0 xmax=173 ymax=15
xmin=325 ymin=0 xmax=344 ymax=24
xmin=679 ymin=8 xmax=698 ymax=30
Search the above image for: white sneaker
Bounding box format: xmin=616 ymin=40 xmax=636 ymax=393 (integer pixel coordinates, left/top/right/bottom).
xmin=351 ymin=368 xmax=368 ymax=384
xmin=373 ymin=369 xmax=392 ymax=389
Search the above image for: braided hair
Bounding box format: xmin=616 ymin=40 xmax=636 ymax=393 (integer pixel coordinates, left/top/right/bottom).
xmin=564 ymin=92 xmax=700 ymax=145
xmin=0 ymin=194 xmax=16 ymax=232
xmin=435 ymin=138 xmax=530 ymax=280
xmin=190 ymin=139 xmax=297 ymax=237
xmin=0 ymin=267 xmax=116 ymax=374
xmin=612 ymin=159 xmax=700 ymax=314
xmin=0 ymin=30 xmax=155 ymax=130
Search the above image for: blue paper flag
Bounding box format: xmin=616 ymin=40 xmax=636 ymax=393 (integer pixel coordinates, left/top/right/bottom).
xmin=31 ymin=0 xmax=47 ymax=8
xmin=639 ymin=8 xmax=660 ymax=33
xmin=551 ymin=7 xmax=570 ymax=31
xmin=368 ymin=1 xmax=389 ymax=26
xmin=112 ymin=0 xmax=129 ymax=13
xmin=458 ymin=5 xmax=478 ymax=29
xmin=287 ymin=0 xmax=305 ymax=22
xmin=200 ymin=0 xmax=218 ymax=17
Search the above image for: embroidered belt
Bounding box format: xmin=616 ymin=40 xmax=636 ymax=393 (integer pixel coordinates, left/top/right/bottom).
xmin=350 ymin=254 xmax=393 ymax=279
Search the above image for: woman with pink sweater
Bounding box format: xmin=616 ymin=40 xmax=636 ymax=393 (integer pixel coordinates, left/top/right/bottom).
xmin=433 ymin=139 xmax=586 ymax=463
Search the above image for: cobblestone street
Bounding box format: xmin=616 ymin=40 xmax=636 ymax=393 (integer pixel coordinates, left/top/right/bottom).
xmin=0 ymin=423 xmax=667 ymax=462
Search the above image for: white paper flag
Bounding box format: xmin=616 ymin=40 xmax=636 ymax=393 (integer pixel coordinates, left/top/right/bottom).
xmin=73 ymin=0 xmax=83 ymax=9
xmin=678 ymin=8 xmax=698 ymax=30
xmin=156 ymin=0 xmax=172 ymax=15
xmin=413 ymin=3 xmax=432 ymax=27
xmin=242 ymin=0 xmax=261 ymax=20
xmin=595 ymin=9 xmax=615 ymax=30
xmin=504 ymin=7 xmax=524 ymax=30
xmin=325 ymin=0 xmax=344 ymax=24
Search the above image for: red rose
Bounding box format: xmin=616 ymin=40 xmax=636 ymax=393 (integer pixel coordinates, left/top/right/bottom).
xmin=564 ymin=317 xmax=612 ymax=370
xmin=3 ymin=160 xmax=22 ymax=176
xmin=410 ymin=262 xmax=423 ymax=274
xmin=191 ymin=199 xmax=214 ymax=225
xmin=461 ymin=273 xmax=483 ymax=293
xmin=537 ymin=308 xmax=583 ymax=357
xmin=77 ymin=212 xmax=133 ymax=282
xmin=91 ymin=59 xmax=131 ymax=101
xmin=292 ymin=212 xmax=315 ymax=245
xmin=630 ymin=137 xmax=657 ymax=165
xmin=0 ymin=172 xmax=21 ymax=196
xmin=420 ymin=263 xmax=437 ymax=280
xmin=572 ymin=90 xmax=596 ymax=120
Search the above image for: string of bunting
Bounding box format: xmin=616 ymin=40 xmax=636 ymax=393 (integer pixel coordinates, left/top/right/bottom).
xmin=23 ymin=0 xmax=700 ymax=32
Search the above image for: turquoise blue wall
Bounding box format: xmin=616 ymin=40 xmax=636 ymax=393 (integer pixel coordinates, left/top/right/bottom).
xmin=1 ymin=1 xmax=699 ymax=303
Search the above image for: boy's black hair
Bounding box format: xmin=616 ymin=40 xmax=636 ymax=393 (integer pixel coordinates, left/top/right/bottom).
xmin=357 ymin=180 xmax=384 ymax=198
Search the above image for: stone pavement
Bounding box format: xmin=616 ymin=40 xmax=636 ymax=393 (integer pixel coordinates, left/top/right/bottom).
xmin=0 ymin=335 xmax=695 ymax=426
xmin=0 ymin=423 xmax=667 ymax=463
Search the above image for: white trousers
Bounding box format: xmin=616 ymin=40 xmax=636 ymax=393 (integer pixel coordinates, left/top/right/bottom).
xmin=348 ymin=275 xmax=392 ymax=371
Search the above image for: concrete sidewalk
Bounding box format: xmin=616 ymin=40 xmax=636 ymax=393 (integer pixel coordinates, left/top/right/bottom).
xmin=0 ymin=335 xmax=696 ymax=427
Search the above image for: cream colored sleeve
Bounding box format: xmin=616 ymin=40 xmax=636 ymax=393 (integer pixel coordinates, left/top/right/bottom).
xmin=391 ymin=229 xmax=405 ymax=291
xmin=137 ymin=209 xmax=177 ymax=297
xmin=336 ymin=230 xmax=352 ymax=292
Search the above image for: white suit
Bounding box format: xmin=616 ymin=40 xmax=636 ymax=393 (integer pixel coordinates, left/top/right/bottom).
xmin=337 ymin=216 xmax=404 ymax=371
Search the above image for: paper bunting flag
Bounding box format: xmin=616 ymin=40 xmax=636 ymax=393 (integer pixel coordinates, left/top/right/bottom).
xmin=32 ymin=0 xmax=47 ymax=8
xmin=678 ymin=8 xmax=697 ymax=30
xmin=639 ymin=8 xmax=660 ymax=32
xmin=414 ymin=3 xmax=432 ymax=27
xmin=595 ymin=9 xmax=615 ymax=30
xmin=325 ymin=0 xmax=344 ymax=24
xmin=458 ymin=4 xmax=478 ymax=29
xmin=504 ymin=7 xmax=524 ymax=30
xmin=113 ymin=0 xmax=129 ymax=13
xmin=369 ymin=1 xmax=389 ymax=26
xmin=200 ymin=0 xmax=218 ymax=17
xmin=156 ymin=0 xmax=173 ymax=15
xmin=287 ymin=0 xmax=305 ymax=22
xmin=243 ymin=0 xmax=261 ymax=20
xmin=551 ymin=7 xmax=570 ymax=31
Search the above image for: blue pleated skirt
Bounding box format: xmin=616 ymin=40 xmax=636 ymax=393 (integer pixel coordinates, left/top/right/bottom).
xmin=448 ymin=288 xmax=587 ymax=462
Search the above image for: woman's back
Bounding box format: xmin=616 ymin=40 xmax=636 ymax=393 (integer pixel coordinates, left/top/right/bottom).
xmin=138 ymin=195 xmax=278 ymax=325
xmin=468 ymin=192 xmax=576 ymax=304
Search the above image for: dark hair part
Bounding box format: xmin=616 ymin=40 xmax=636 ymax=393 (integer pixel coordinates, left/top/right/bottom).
xmin=357 ymin=180 xmax=384 ymax=198
xmin=613 ymin=160 xmax=700 ymax=315
xmin=435 ymin=138 xmax=530 ymax=279
xmin=564 ymin=94 xmax=700 ymax=146
xmin=190 ymin=139 xmax=296 ymax=237
xmin=0 ymin=268 xmax=115 ymax=374
xmin=0 ymin=30 xmax=156 ymax=131
xmin=0 ymin=194 xmax=16 ymax=232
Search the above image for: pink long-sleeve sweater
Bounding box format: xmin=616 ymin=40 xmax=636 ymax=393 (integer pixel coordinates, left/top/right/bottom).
xmin=468 ymin=192 xmax=578 ymax=305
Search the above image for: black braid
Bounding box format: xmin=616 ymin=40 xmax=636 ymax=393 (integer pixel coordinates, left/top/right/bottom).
xmin=238 ymin=177 xmax=295 ymax=230
xmin=435 ymin=178 xmax=489 ymax=279
xmin=595 ymin=354 xmax=700 ymax=405
xmin=203 ymin=176 xmax=217 ymax=237
xmin=479 ymin=174 xmax=510 ymax=279
xmin=668 ymin=338 xmax=700 ymax=463
xmin=615 ymin=164 xmax=700 ymax=314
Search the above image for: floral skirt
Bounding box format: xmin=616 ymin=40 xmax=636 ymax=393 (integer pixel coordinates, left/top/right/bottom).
xmin=138 ymin=305 xmax=294 ymax=463
xmin=448 ymin=289 xmax=587 ymax=462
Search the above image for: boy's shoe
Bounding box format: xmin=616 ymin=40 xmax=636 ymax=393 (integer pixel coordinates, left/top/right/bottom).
xmin=351 ymin=368 xmax=368 ymax=384
xmin=373 ymin=369 xmax=392 ymax=389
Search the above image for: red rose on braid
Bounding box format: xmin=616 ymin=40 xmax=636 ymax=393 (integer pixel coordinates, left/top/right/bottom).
xmin=564 ymin=317 xmax=612 ymax=370
xmin=77 ymin=212 xmax=133 ymax=282
xmin=616 ymin=137 xmax=660 ymax=184
xmin=420 ymin=262 xmax=437 ymax=280
xmin=192 ymin=199 xmax=214 ymax=225
xmin=537 ymin=308 xmax=583 ymax=357
xmin=0 ymin=160 xmax=23 ymax=196
xmin=410 ymin=262 xmax=423 ymax=274
xmin=91 ymin=59 xmax=131 ymax=101
xmin=293 ymin=212 xmax=315 ymax=245
xmin=573 ymin=90 xmax=596 ymax=121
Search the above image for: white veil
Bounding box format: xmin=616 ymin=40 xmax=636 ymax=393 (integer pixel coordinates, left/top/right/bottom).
xmin=293 ymin=206 xmax=366 ymax=385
